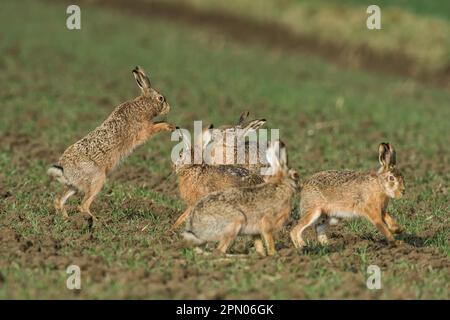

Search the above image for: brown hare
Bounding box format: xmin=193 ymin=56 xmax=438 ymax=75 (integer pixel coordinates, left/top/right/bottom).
xmin=182 ymin=140 xmax=299 ymax=256
xmin=290 ymin=142 xmax=405 ymax=249
xmin=199 ymin=111 xmax=257 ymax=146
xmin=171 ymin=128 xmax=265 ymax=230
xmin=48 ymin=66 xmax=175 ymax=219
xmin=202 ymin=111 xmax=267 ymax=175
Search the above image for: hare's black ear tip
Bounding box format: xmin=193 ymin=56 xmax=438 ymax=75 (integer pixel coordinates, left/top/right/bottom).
xmin=208 ymin=124 xmax=214 ymax=129
xmin=175 ymin=126 xmax=180 ymax=130
xmin=261 ymin=118 xmax=267 ymax=122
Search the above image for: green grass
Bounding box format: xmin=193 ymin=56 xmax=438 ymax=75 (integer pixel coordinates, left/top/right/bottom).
xmin=172 ymin=0 xmax=450 ymax=73
xmin=326 ymin=0 xmax=450 ymax=20
xmin=0 ymin=0 xmax=449 ymax=299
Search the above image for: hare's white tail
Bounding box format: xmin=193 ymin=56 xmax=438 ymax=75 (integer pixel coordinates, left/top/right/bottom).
xmin=47 ymin=165 xmax=68 ymax=184
xmin=182 ymin=231 xmax=205 ymax=245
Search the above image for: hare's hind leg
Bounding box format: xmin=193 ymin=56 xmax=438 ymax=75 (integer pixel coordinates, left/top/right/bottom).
xmin=54 ymin=187 xmax=76 ymax=218
xmin=290 ymin=208 xmax=322 ymax=249
xmin=315 ymin=215 xmax=330 ymax=245
xmin=253 ymin=235 xmax=266 ymax=256
xmin=382 ymin=211 xmax=403 ymax=234
xmin=261 ymin=217 xmax=276 ymax=256
xmin=78 ymin=172 xmax=106 ymax=220
xmin=216 ymin=216 xmax=245 ymax=254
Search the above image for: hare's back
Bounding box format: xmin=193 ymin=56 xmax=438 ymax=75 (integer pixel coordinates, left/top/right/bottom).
xmin=303 ymin=170 xmax=369 ymax=190
xmin=192 ymin=184 xmax=262 ymax=214
xmin=211 ymin=165 xmax=264 ymax=185
xmin=300 ymin=170 xmax=375 ymax=211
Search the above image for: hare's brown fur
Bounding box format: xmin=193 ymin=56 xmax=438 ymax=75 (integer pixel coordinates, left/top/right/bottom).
xmin=177 ymin=165 xmax=264 ymax=206
xmin=183 ymin=141 xmax=299 ymax=256
xmin=202 ymin=112 xmax=267 ymax=175
xmin=290 ymin=143 xmax=405 ymax=248
xmin=48 ymin=66 xmax=175 ymax=219
xmin=171 ymin=132 xmax=264 ymax=229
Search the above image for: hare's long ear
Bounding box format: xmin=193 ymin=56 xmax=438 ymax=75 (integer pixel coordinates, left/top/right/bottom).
xmin=266 ymin=140 xmax=286 ymax=173
xmin=238 ymin=111 xmax=250 ymax=125
xmin=179 ymin=129 xmax=192 ymax=150
xmin=174 ymin=128 xmax=192 ymax=165
xmin=238 ymin=118 xmax=266 ymax=138
xmin=378 ymin=142 xmax=391 ymax=170
xmin=387 ymin=143 xmax=396 ymax=167
xmin=132 ymin=66 xmax=151 ymax=92
xmin=201 ymin=123 xmax=214 ymax=149
xmin=278 ymin=141 xmax=288 ymax=169
xmin=266 ymin=141 xmax=280 ymax=172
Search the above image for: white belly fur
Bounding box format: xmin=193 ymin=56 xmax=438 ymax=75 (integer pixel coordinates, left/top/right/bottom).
xmin=330 ymin=211 xmax=359 ymax=219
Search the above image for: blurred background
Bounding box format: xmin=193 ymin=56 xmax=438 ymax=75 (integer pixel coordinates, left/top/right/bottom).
xmin=0 ymin=0 xmax=448 ymax=299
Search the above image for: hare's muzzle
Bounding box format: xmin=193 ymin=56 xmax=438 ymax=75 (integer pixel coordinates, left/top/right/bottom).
xmin=161 ymin=102 xmax=171 ymax=115
xmin=395 ymin=188 xmax=406 ymax=198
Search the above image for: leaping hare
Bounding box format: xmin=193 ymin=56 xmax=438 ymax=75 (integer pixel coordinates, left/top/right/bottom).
xmin=183 ymin=141 xmax=299 ymax=256
xmin=290 ymin=142 xmax=405 ymax=248
xmin=48 ymin=66 xmax=175 ymax=219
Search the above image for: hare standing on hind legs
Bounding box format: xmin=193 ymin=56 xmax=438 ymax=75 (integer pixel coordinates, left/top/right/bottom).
xmin=290 ymin=142 xmax=405 ymax=249
xmin=48 ymin=66 xmax=175 ymax=220
xmin=183 ymin=141 xmax=299 ymax=256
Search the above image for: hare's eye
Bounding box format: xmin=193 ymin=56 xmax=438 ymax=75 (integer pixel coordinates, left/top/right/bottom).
xmin=157 ymin=95 xmax=165 ymax=103
xmin=389 ymin=176 xmax=395 ymax=182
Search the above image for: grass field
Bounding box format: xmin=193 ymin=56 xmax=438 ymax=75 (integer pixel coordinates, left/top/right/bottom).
xmin=171 ymin=0 xmax=450 ymax=76
xmin=0 ymin=0 xmax=449 ymax=299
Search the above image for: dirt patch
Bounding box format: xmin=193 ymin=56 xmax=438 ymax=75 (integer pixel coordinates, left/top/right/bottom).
xmin=110 ymin=164 xmax=178 ymax=195
xmin=53 ymin=0 xmax=450 ymax=87
xmin=1 ymin=124 xmax=448 ymax=299
xmin=1 ymin=203 xmax=449 ymax=299
xmin=0 ymin=131 xmax=59 ymax=167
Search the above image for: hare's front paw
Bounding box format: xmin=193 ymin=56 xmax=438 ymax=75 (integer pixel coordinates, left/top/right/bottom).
xmin=154 ymin=122 xmax=176 ymax=132
xmin=165 ymin=123 xmax=177 ymax=132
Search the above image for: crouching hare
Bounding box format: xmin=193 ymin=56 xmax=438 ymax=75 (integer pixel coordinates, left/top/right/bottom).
xmin=183 ymin=141 xmax=299 ymax=256
xmin=48 ymin=66 xmax=175 ymax=219
xmin=290 ymin=142 xmax=405 ymax=249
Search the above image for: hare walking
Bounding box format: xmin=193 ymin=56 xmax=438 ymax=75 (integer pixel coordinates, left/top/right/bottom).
xmin=183 ymin=141 xmax=299 ymax=256
xmin=48 ymin=66 xmax=175 ymax=219
xmin=290 ymin=143 xmax=405 ymax=248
